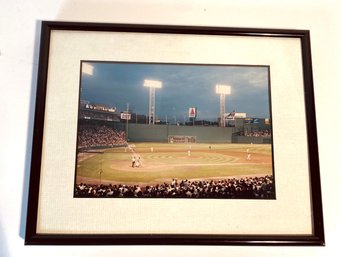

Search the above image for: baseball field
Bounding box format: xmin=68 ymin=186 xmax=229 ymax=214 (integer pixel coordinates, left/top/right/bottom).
xmin=75 ymin=142 xmax=273 ymax=186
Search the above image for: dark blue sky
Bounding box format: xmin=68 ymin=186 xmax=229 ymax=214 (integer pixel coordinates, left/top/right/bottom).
xmin=80 ymin=62 xmax=270 ymax=121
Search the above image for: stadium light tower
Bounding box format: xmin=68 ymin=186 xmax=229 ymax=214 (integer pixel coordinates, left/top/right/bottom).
xmin=144 ymin=79 xmax=162 ymax=125
xmin=216 ymin=84 xmax=231 ymax=127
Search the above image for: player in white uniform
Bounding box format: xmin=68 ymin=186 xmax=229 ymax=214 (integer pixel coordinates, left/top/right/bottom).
xmin=131 ymin=156 xmax=136 ymax=167
xmin=135 ymin=157 xmax=141 ymax=168
xmin=246 ymin=149 xmax=252 ymax=160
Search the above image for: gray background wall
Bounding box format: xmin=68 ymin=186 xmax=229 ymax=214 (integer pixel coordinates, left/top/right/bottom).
xmin=1 ymin=1 xmax=340 ymax=257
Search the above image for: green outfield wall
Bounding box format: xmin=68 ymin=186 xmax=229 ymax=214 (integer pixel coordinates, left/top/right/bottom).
xmin=127 ymin=124 xmax=235 ymax=143
xmin=231 ymin=135 xmax=271 ymax=144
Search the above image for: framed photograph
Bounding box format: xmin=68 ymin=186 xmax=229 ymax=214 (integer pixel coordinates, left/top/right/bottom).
xmin=25 ymin=21 xmax=324 ymax=245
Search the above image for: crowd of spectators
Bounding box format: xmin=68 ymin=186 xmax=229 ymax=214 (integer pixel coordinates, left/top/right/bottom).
xmin=74 ymin=175 xmax=275 ymax=199
xmin=236 ymin=130 xmax=271 ymax=137
xmin=78 ymin=125 xmax=126 ymax=149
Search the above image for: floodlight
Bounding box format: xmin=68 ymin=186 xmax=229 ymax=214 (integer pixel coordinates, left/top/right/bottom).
xmin=82 ymin=63 xmax=94 ymax=75
xmin=216 ymin=84 xmax=231 ymax=95
xmin=144 ymin=79 xmax=162 ymax=125
xmin=144 ymin=79 xmax=162 ymax=88
xmin=216 ymin=84 xmax=232 ymax=127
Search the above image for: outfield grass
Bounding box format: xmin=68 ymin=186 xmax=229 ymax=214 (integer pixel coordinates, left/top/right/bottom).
xmin=76 ymin=142 xmax=272 ymax=185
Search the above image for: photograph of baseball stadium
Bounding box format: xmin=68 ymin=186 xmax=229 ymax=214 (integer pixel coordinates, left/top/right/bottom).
xmin=74 ymin=61 xmax=275 ymax=199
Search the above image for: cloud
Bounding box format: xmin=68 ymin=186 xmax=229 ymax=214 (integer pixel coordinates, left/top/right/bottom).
xmin=240 ymin=69 xmax=269 ymax=88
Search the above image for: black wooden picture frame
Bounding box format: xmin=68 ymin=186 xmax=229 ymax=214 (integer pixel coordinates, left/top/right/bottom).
xmin=25 ymin=21 xmax=324 ymax=246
